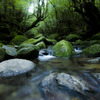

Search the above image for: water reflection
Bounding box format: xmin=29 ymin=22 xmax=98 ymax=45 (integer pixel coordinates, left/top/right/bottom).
xmin=0 ymin=48 xmax=100 ymax=100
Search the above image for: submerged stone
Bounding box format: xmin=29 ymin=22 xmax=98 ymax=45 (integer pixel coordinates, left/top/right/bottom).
xmin=0 ymin=59 xmax=35 ymax=77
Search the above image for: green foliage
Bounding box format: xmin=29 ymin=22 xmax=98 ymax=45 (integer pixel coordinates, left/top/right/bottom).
xmin=0 ymin=0 xmax=48 ymax=43
xmin=38 ymin=0 xmax=87 ymax=37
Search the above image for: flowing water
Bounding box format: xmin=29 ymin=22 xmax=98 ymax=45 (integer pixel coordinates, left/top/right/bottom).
xmin=0 ymin=45 xmax=100 ymax=100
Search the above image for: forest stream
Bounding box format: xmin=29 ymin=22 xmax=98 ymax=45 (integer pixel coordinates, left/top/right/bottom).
xmin=0 ymin=45 xmax=100 ymax=100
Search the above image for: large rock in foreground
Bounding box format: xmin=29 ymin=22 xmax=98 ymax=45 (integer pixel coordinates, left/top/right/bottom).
xmin=53 ymin=40 xmax=75 ymax=58
xmin=0 ymin=59 xmax=35 ymax=77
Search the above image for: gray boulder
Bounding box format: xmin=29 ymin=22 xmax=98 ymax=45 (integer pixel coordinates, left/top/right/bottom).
xmin=0 ymin=59 xmax=35 ymax=77
xmin=2 ymin=45 xmax=17 ymax=58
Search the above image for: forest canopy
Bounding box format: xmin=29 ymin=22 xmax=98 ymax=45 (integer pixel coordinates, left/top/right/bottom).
xmin=0 ymin=0 xmax=100 ymax=42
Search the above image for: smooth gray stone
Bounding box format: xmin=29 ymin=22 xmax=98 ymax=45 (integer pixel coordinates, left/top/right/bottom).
xmin=0 ymin=59 xmax=35 ymax=77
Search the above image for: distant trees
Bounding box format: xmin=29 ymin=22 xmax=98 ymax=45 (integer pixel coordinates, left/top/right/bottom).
xmin=38 ymin=0 xmax=87 ymax=37
xmin=69 ymin=0 xmax=100 ymax=38
xmin=0 ymin=0 xmax=48 ymax=41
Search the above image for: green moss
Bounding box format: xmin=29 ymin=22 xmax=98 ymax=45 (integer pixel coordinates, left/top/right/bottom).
xmin=53 ymin=40 xmax=75 ymax=58
xmin=18 ymin=43 xmax=35 ymax=50
xmin=66 ymin=34 xmax=82 ymax=42
xmin=48 ymin=34 xmax=59 ymax=39
xmin=46 ymin=38 xmax=57 ymax=45
xmin=33 ymin=36 xmax=45 ymax=44
xmin=35 ymin=42 xmax=46 ymax=50
xmin=34 ymin=34 xmax=43 ymax=39
xmin=91 ymin=32 xmax=100 ymax=40
xmin=22 ymin=36 xmax=45 ymax=45
xmin=82 ymin=44 xmax=100 ymax=57
xmin=17 ymin=46 xmax=39 ymax=59
xmin=75 ymin=39 xmax=82 ymax=45
xmin=89 ymin=40 xmax=100 ymax=46
xmin=9 ymin=35 xmax=28 ymax=45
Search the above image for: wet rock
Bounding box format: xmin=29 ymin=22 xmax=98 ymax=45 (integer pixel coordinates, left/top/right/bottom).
xmin=87 ymin=57 xmax=100 ymax=63
xmin=66 ymin=34 xmax=82 ymax=42
xmin=41 ymin=73 xmax=57 ymax=88
xmin=40 ymin=73 xmax=89 ymax=100
xmin=82 ymin=44 xmax=100 ymax=57
xmin=0 ymin=59 xmax=35 ymax=77
xmin=56 ymin=73 xmax=89 ymax=94
xmin=53 ymin=40 xmax=75 ymax=58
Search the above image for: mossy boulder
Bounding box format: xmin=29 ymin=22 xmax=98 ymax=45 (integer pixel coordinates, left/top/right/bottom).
xmin=82 ymin=44 xmax=100 ymax=57
xmin=22 ymin=36 xmax=45 ymax=45
xmin=53 ymin=40 xmax=75 ymax=58
xmin=9 ymin=35 xmax=28 ymax=45
xmin=35 ymin=42 xmax=46 ymax=50
xmin=25 ymin=29 xmax=39 ymax=38
xmin=18 ymin=43 xmax=34 ymax=50
xmin=91 ymin=32 xmax=100 ymax=40
xmin=0 ymin=47 xmax=5 ymax=61
xmin=17 ymin=45 xmax=39 ymax=59
xmin=80 ymin=41 xmax=90 ymax=46
xmin=45 ymin=38 xmax=57 ymax=45
xmin=48 ymin=34 xmax=59 ymax=39
xmin=75 ymin=39 xmax=82 ymax=45
xmin=66 ymin=34 xmax=82 ymax=42
xmin=34 ymin=34 xmax=43 ymax=39
xmin=88 ymin=40 xmax=100 ymax=46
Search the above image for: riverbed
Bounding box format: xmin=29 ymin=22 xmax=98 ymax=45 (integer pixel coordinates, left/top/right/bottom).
xmin=0 ymin=45 xmax=100 ymax=100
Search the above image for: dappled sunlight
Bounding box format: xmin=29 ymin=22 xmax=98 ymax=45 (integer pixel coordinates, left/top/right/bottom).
xmin=28 ymin=0 xmax=48 ymax=13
